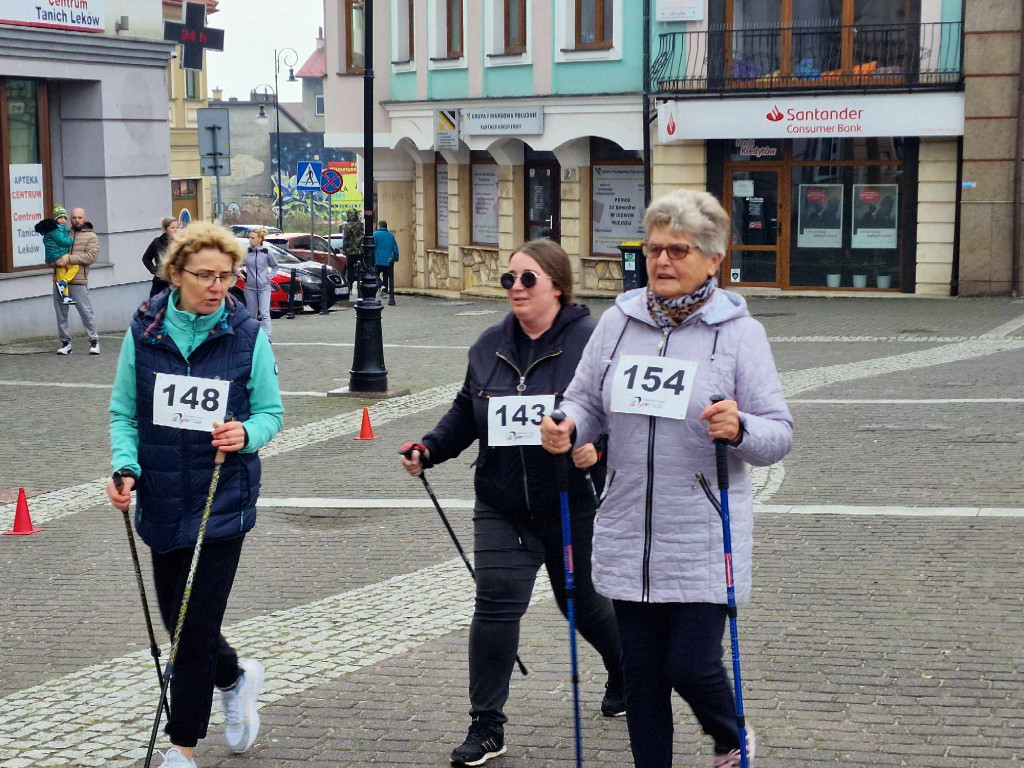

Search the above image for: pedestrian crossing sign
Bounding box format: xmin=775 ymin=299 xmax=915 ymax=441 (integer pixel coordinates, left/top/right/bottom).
xmin=296 ymin=161 xmax=323 ymax=191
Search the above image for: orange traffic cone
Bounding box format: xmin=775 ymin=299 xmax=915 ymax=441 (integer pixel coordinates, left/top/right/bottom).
xmin=4 ymin=488 xmax=41 ymax=535
xmin=353 ymin=407 xmax=378 ymax=441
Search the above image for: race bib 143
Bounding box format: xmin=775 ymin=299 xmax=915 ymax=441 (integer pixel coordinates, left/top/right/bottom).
xmin=153 ymin=373 xmax=230 ymax=432
xmin=487 ymin=395 xmax=556 ymax=447
xmin=609 ymin=355 xmax=698 ymax=420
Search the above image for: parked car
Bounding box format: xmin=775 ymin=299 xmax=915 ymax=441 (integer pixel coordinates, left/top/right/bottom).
xmin=233 ymin=238 xmax=348 ymax=313
xmin=265 ymin=233 xmax=346 ymax=274
xmin=230 ymin=263 xmax=302 ymax=318
xmin=230 ymin=224 xmax=282 ymax=236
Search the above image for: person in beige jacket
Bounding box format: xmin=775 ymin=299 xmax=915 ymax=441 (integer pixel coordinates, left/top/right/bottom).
xmin=52 ymin=207 xmax=100 ymax=355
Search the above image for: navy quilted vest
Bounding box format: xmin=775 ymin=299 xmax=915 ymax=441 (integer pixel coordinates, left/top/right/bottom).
xmin=131 ymin=293 xmax=262 ymax=553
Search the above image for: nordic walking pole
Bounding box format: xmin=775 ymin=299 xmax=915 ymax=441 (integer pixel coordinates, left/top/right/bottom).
xmin=398 ymin=444 xmax=528 ymax=676
xmin=549 ymin=410 xmax=584 ymax=768
xmin=708 ymin=394 xmax=749 ymax=768
xmin=143 ymin=420 xmax=231 ymax=768
xmin=113 ymin=471 xmax=170 ymax=723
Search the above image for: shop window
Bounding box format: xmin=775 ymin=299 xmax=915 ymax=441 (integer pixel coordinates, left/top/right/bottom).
xmin=576 ymin=0 xmax=613 ymax=50
xmin=346 ymin=0 xmax=366 ymax=72
xmin=471 ymin=157 xmax=499 ymax=245
xmin=435 ymin=159 xmax=449 ymax=248
xmin=3 ymin=79 xmax=51 ymax=272
xmin=172 ymin=179 xmax=199 ymax=199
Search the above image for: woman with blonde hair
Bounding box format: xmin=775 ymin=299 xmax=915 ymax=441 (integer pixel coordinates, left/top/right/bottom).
xmin=243 ymin=227 xmax=278 ymax=340
xmin=542 ymin=190 xmax=793 ymax=768
xmin=107 ymin=221 xmax=283 ymax=768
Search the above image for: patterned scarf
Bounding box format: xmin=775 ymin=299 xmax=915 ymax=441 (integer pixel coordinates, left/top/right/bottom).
xmin=645 ymin=276 xmax=717 ymax=329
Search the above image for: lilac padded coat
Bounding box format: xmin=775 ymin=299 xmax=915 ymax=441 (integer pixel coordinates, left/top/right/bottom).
xmin=560 ymin=287 xmax=793 ymax=605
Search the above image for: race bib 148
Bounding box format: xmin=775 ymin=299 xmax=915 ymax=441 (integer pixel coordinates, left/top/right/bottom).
xmin=153 ymin=373 xmax=230 ymax=432
xmin=609 ymin=355 xmax=698 ymax=420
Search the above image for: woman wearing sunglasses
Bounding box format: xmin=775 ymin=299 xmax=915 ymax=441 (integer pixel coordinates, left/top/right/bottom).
xmin=400 ymin=240 xmax=624 ymax=766
xmin=106 ymin=221 xmax=284 ymax=768
xmin=541 ymin=190 xmax=793 ymax=768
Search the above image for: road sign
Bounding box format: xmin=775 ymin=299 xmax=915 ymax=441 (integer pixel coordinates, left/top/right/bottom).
xmin=178 ymin=208 xmax=192 ymax=227
xmin=163 ymin=2 xmax=225 ymax=72
xmin=197 ymin=108 xmax=230 ymax=177
xmin=297 ymin=161 xmax=323 ymax=191
xmin=320 ymin=168 xmax=343 ymax=195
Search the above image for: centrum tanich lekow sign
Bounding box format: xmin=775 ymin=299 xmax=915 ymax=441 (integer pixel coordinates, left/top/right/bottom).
xmin=0 ymin=0 xmax=105 ymax=34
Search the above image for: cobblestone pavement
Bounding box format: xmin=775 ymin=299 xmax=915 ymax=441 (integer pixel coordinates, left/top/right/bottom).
xmin=0 ymin=294 xmax=1022 ymax=768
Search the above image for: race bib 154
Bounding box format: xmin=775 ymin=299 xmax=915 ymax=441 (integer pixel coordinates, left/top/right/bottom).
xmin=609 ymin=355 xmax=698 ymax=420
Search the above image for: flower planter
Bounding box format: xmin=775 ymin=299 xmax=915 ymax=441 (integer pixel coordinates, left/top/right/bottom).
xmin=876 ymin=274 xmax=892 ymax=289
xmin=852 ymin=274 xmax=869 ymax=289
xmin=826 ymin=273 xmax=842 ymax=288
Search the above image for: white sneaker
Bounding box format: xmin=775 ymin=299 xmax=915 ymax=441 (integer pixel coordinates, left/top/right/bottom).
xmin=89 ymin=341 xmax=100 ymax=355
xmin=57 ymin=342 xmax=72 ymax=355
xmin=158 ymin=748 xmax=197 ymax=768
xmin=220 ymin=658 xmax=264 ymax=754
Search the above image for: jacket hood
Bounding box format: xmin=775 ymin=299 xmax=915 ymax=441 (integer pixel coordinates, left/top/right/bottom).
xmin=73 ymin=221 xmax=94 ymax=232
xmin=133 ymin=288 xmax=250 ymax=346
xmin=34 ymin=218 xmax=59 ymax=234
xmin=614 ymin=286 xmax=750 ymax=327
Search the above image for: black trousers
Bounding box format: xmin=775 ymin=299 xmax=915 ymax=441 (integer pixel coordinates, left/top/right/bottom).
xmin=151 ymin=535 xmax=245 ymax=748
xmin=613 ymin=600 xmax=740 ymax=767
xmin=468 ymin=504 xmax=623 ymax=727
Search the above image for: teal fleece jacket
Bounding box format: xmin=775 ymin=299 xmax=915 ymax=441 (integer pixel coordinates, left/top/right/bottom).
xmin=109 ymin=290 xmax=284 ymax=477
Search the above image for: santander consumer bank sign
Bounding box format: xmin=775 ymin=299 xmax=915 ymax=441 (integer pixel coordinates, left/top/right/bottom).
xmin=658 ymin=92 xmax=965 ymax=143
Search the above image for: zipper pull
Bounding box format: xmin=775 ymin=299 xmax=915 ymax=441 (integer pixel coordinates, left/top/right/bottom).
xmin=517 ymin=376 xmax=526 ymax=393
xmin=657 ymin=328 xmax=670 ymax=352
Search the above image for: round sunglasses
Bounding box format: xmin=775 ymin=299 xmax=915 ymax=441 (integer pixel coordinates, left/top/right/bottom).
xmin=500 ymin=270 xmax=551 ymax=290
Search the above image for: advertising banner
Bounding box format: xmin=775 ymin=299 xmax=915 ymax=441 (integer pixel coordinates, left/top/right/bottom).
xmin=592 ymin=165 xmax=645 ymax=253
xmin=656 ymin=0 xmax=703 ymax=22
xmin=852 ymin=184 xmax=898 ymax=249
xmin=436 ymin=164 xmax=449 ymax=248
xmin=10 ymin=164 xmax=45 ymax=268
xmin=471 ymin=165 xmax=500 ymax=244
xmin=463 ymin=107 xmax=543 ymax=136
xmin=797 ymin=184 xmax=843 ymax=249
xmin=326 ymin=161 xmax=363 ymax=215
xmin=435 ymin=109 xmax=459 ymax=151
xmin=0 ymin=0 xmax=103 ymax=32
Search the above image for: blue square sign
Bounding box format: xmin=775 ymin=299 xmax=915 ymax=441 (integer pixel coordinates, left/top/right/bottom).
xmin=296 ymin=161 xmax=323 ymax=191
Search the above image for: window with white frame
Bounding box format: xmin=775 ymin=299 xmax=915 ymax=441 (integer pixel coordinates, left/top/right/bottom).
xmin=429 ymin=0 xmax=467 ymax=65
xmin=346 ymin=0 xmax=366 ymax=72
xmin=315 ymin=94 xmax=325 ymax=116
xmin=555 ymin=0 xmax=622 ymax=61
xmin=485 ymin=0 xmax=531 ymax=62
xmin=392 ymin=0 xmax=415 ymax=64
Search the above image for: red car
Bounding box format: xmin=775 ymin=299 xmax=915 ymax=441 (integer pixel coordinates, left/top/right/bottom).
xmin=265 ymin=233 xmax=347 ymax=273
xmin=231 ymin=267 xmax=303 ymax=318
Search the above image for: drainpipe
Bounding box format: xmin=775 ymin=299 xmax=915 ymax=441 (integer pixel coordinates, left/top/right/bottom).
xmin=642 ymin=0 xmax=652 ymax=208
xmin=1012 ymin=0 xmax=1024 ymax=297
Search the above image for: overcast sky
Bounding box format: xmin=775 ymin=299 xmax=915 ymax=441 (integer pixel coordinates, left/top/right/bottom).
xmin=204 ymin=0 xmax=325 ymax=103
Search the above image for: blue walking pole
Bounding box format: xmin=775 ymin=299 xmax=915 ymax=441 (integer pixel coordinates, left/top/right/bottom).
xmin=699 ymin=394 xmax=749 ymax=768
xmin=549 ymin=409 xmax=584 ymax=768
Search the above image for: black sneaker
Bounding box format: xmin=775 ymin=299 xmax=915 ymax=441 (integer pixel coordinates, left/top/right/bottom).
xmin=450 ymin=721 xmax=506 ymax=766
xmin=601 ymin=681 xmax=626 ymax=717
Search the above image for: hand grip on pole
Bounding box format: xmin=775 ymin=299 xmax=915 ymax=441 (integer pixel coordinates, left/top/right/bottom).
xmin=550 ymin=408 xmax=570 ymax=483
xmin=710 ymin=395 xmax=729 ymax=491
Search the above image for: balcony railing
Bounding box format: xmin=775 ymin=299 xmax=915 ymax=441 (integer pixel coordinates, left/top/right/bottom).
xmin=652 ymin=21 xmax=963 ymax=94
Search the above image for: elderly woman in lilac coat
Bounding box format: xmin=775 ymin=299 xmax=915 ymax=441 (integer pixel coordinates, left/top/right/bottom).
xmin=541 ymin=189 xmax=792 ymax=768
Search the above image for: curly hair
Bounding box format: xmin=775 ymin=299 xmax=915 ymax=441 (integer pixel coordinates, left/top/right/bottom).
xmin=158 ymin=221 xmax=245 ymax=280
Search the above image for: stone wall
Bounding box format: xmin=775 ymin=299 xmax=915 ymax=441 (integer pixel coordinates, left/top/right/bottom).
xmin=462 ymin=246 xmax=502 ymax=289
xmin=581 ymin=256 xmax=623 ymax=293
xmin=425 ymin=248 xmax=450 ymax=290
xmin=915 ymin=139 xmax=959 ymax=296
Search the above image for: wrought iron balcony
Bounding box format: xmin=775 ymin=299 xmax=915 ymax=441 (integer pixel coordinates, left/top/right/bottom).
xmin=652 ymin=21 xmax=963 ymax=95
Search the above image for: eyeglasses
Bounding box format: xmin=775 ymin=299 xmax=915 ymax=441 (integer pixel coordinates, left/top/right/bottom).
xmin=182 ymin=268 xmax=238 ymax=288
xmin=642 ymin=243 xmax=697 ymax=261
xmin=500 ymin=270 xmax=550 ymax=290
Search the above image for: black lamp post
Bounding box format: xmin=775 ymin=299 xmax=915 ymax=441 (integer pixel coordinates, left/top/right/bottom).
xmin=254 ymin=48 xmax=298 ymax=232
xmin=348 ymin=0 xmax=389 ymax=392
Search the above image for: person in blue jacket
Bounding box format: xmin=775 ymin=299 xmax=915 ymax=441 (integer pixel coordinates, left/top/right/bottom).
xmin=372 ymin=220 xmax=399 ymax=298
xmin=105 ymin=221 xmax=284 ymax=768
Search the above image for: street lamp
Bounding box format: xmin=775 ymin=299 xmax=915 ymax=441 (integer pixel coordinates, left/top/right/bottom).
xmin=348 ymin=0 xmax=389 ymax=393
xmin=254 ymin=48 xmax=298 ymax=232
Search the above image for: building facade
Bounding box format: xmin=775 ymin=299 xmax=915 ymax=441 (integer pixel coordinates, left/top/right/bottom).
xmin=324 ymin=0 xmax=1020 ymax=298
xmin=0 ymin=0 xmax=174 ymax=341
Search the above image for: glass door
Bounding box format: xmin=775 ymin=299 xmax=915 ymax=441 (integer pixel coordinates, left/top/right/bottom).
xmin=526 ymin=164 xmax=560 ymax=241
xmin=725 ymin=168 xmax=784 ymax=286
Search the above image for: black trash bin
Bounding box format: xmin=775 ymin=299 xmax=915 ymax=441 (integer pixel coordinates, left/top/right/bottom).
xmin=618 ymin=241 xmax=647 ymax=292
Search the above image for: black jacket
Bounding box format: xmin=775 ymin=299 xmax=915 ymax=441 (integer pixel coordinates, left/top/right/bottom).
xmin=422 ymin=304 xmax=606 ymax=519
xmin=142 ymin=232 xmax=170 ymax=276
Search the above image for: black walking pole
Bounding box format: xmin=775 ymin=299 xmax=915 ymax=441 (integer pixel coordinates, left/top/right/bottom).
xmin=143 ymin=426 xmax=231 ymax=767
xmin=387 ymin=257 xmax=396 ymax=306
xmin=112 ymin=472 xmax=170 ymax=722
xmin=398 ymin=444 xmax=528 ymax=676
xmin=697 ymin=395 xmax=750 ymax=768
xmin=549 ymin=410 xmax=584 ymax=768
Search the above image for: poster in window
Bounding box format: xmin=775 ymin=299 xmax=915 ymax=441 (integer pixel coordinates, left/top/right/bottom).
xmin=436 ymin=164 xmax=449 ymax=248
xmin=471 ymin=165 xmax=500 ymax=245
xmin=797 ymin=184 xmax=843 ymax=249
xmin=10 ymin=164 xmax=45 ymax=268
xmin=592 ymin=165 xmax=645 ymax=253
xmin=852 ymin=184 xmax=898 ymax=249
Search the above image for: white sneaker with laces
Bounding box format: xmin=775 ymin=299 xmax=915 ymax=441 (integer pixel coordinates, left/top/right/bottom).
xmin=89 ymin=341 xmax=101 ymax=355
xmin=712 ymin=725 xmax=756 ymax=768
xmin=158 ymin=747 xmax=197 ymax=767
xmin=57 ymin=342 xmax=72 ymax=355
xmin=220 ymin=658 xmax=265 ymax=754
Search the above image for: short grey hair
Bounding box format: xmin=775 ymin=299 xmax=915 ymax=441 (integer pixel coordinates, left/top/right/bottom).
xmin=643 ymin=190 xmax=730 ymax=258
